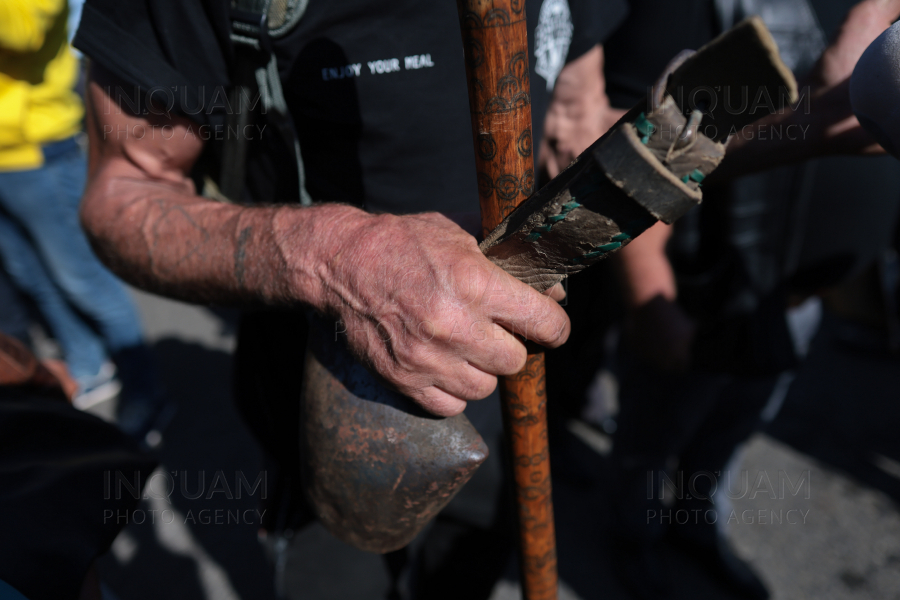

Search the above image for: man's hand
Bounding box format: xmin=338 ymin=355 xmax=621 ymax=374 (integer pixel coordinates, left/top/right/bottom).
xmin=814 ymin=0 xmax=900 ymax=89
xmin=82 ymin=65 xmax=569 ymax=418
xmin=715 ymin=0 xmax=900 ymax=177
xmin=308 ymin=211 xmax=570 ymax=417
xmin=539 ymin=45 xmax=625 ymax=181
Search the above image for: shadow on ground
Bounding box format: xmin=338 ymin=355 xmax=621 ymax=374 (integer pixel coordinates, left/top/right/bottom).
xmin=768 ymin=315 xmax=900 ymax=504
xmin=98 ymin=338 xmax=277 ymax=600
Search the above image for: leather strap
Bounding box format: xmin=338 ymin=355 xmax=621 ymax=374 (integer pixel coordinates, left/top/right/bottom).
xmin=481 ymin=17 xmax=797 ymax=292
xmin=221 ymin=0 xmax=312 ymax=205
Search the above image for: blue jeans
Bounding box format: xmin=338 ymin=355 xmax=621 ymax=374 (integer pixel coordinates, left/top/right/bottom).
xmin=0 ymin=137 xmax=145 ymax=382
xmin=0 ymin=262 xmax=32 ymax=344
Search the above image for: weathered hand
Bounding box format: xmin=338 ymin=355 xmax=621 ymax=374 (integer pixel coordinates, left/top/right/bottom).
xmin=83 ymin=65 xmax=569 ymax=419
xmin=306 ymin=210 xmax=571 ymax=417
xmin=538 ymin=45 xmax=625 ymax=181
xmin=808 ymin=0 xmax=900 ymax=155
xmin=814 ymin=0 xmax=900 ymax=88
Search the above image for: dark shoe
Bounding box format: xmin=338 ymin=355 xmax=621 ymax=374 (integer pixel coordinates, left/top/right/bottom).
xmin=112 ymin=344 xmax=174 ymax=449
xmin=666 ymin=529 xmax=769 ymax=600
xmin=611 ymin=535 xmax=672 ymax=600
xmin=118 ymin=392 xmax=176 ymax=449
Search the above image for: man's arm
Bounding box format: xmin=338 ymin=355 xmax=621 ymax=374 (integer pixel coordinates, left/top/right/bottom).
xmin=712 ymin=0 xmax=900 ymax=180
xmin=81 ymin=65 xmax=570 ymax=418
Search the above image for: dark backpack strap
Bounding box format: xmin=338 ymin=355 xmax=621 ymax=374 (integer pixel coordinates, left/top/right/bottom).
xmin=222 ymin=0 xmax=312 ymax=205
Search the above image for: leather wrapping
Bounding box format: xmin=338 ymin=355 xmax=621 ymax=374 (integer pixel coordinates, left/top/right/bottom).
xmin=481 ymin=17 xmax=797 ymax=292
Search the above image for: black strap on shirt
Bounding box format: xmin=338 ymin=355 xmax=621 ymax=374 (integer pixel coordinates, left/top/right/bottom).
xmin=223 ymin=0 xmax=312 ymax=205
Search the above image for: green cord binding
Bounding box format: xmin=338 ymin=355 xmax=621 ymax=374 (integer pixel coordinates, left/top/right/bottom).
xmin=634 ymin=112 xmax=656 ymax=144
xmin=681 ymin=168 xmax=705 ymax=186
xmin=523 ymin=199 xmax=583 ymax=242
xmin=595 ymin=242 xmax=622 ymax=252
xmin=571 ymin=214 xmax=656 ymax=264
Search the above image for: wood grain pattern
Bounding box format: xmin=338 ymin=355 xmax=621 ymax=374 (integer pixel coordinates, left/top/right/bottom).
xmin=456 ymin=2 xmax=558 ymax=598
xmin=500 ymin=352 xmax=558 ymax=600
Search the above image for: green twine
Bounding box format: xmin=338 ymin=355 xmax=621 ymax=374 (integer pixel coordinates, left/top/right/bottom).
xmin=571 ymin=214 xmax=657 ymax=264
xmin=523 ymin=199 xmax=583 ymax=242
xmin=595 ymin=241 xmax=622 ymax=252
xmin=634 ymin=112 xmax=655 ymax=144
xmin=682 ymin=168 xmax=706 ymax=186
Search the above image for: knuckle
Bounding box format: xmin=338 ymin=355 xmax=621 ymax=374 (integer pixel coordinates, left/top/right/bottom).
xmin=462 ymin=373 xmax=497 ymax=400
xmin=532 ymin=303 xmax=570 ymax=346
xmin=496 ymin=340 xmax=527 ymax=375
xmin=452 ymin=259 xmax=492 ymax=303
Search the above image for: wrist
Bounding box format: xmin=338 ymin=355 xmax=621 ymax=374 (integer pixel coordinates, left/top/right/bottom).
xmin=271 ymin=203 xmax=383 ymax=313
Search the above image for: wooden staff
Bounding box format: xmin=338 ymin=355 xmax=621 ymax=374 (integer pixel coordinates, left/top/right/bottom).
xmin=455 ymin=2 xmax=558 ymax=599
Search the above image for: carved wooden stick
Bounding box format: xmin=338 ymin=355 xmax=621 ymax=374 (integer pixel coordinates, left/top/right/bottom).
xmin=456 ymin=2 xmax=558 ymax=598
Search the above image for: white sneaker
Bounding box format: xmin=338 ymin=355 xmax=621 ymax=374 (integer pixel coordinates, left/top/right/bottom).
xmin=73 ymin=362 xmax=122 ymax=410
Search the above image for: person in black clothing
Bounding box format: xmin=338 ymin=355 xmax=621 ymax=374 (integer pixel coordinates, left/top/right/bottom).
xmin=0 ymin=331 xmax=156 ymax=600
xmin=597 ymin=1 xmax=900 ymax=599
xmin=73 ymin=0 xmax=625 ymax=597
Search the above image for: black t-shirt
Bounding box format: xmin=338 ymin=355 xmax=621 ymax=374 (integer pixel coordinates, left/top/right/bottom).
xmin=75 ymin=0 xmax=626 ymax=215
xmin=603 ymin=0 xmax=717 ymax=109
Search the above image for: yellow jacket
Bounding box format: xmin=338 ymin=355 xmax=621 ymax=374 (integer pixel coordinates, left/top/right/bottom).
xmin=0 ymin=0 xmax=83 ymax=170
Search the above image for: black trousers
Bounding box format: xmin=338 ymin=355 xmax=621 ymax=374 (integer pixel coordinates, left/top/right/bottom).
xmin=609 ymin=348 xmax=780 ymax=544
xmin=0 ymin=391 xmax=156 ymax=600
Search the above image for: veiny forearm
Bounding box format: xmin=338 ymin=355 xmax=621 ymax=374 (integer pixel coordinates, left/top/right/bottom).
xmin=82 ymin=171 xmax=371 ymax=309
